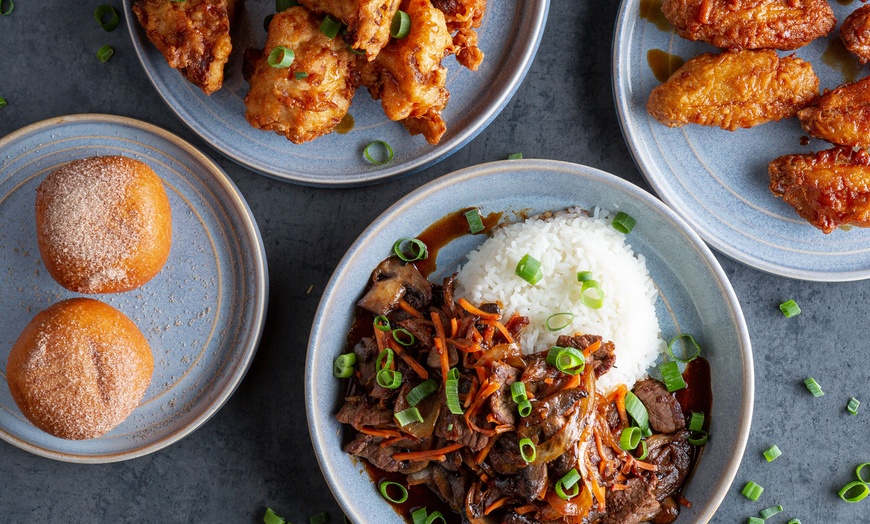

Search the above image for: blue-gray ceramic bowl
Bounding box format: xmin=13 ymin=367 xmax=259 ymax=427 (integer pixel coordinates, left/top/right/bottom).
xmin=123 ymin=1 xmax=549 ymax=187
xmin=306 ymin=159 xmax=753 ymax=523
xmin=0 ymin=114 xmax=268 ymax=463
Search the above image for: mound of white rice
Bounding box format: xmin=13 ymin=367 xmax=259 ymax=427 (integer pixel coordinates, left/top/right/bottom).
xmin=455 ymin=208 xmax=664 ymax=393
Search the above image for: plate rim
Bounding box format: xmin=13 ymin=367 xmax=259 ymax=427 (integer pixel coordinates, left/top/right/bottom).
xmin=0 ymin=113 xmax=270 ymax=463
xmin=305 ymin=158 xmax=754 ymax=523
xmin=121 ymin=0 xmax=551 ymax=187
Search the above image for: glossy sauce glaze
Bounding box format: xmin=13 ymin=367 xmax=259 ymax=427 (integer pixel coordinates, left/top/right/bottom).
xmin=413 ymin=208 xmax=501 ymax=278
xmin=647 ymin=49 xmax=685 ymax=83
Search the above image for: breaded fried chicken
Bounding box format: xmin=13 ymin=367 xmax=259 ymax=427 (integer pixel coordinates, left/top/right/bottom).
xmin=431 ymin=0 xmax=486 ymax=70
xmin=799 ymin=76 xmax=870 ymax=149
xmin=770 ymin=147 xmax=870 ymax=233
xmin=244 ymin=7 xmax=358 ymax=144
xmin=647 ymin=49 xmax=819 ymax=131
xmin=661 ymin=0 xmax=835 ymax=51
xmin=841 ymin=5 xmax=870 ymax=64
xmin=132 ymin=0 xmax=237 ymax=95
xmin=299 ymin=0 xmax=401 ymax=60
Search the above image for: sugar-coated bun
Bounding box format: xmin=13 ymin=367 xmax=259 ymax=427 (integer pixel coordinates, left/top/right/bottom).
xmin=5 ymin=298 xmax=154 ymax=440
xmin=35 ymin=155 xmax=172 ymax=294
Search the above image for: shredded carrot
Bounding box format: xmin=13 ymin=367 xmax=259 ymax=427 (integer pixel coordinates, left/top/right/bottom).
xmin=591 ymin=478 xmax=606 ymax=511
xmin=513 ymin=504 xmax=537 ymax=515
xmin=632 ymin=459 xmax=659 ymax=472
xmin=387 ymin=339 xmax=429 ymax=379
xmin=482 ymin=325 xmax=495 ymax=346
xmin=465 ymin=379 xmax=500 ymax=421
xmin=582 ymin=340 xmax=601 ymax=358
xmin=450 ymin=317 xmax=458 ymax=338
xmin=484 ymin=497 xmax=512 ymax=515
xmin=615 ymin=384 xmax=628 ymax=427
xmin=359 ymin=427 xmax=402 ymax=438
xmin=457 ymin=298 xmax=501 ymax=320
xmin=464 ymin=377 xmax=479 ymax=408
xmin=393 ymin=442 xmax=463 ymax=462
xmin=398 ymin=299 xmax=423 ymax=319
xmin=450 ymin=339 xmax=482 ymax=353
xmin=475 ymin=433 xmax=500 ymax=464
xmin=475 ymin=366 xmax=488 ymax=384
xmin=594 ymin=428 xmax=609 ymax=476
xmin=491 ymin=320 xmax=514 ymax=344
xmin=557 ymin=372 xmax=582 ymax=393
xmin=610 ymin=483 xmax=629 ymax=491
xmin=380 ymin=436 xmax=408 ymax=448
xmin=434 ymin=337 xmax=449 ymax=384
xmin=470 ymin=325 xmax=483 ymax=343
xmin=677 ymin=495 xmax=693 ymax=508
xmin=374 ymin=328 xmax=388 ymax=352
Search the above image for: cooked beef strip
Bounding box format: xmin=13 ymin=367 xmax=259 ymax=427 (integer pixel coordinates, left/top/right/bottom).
xmin=504 ymin=511 xmax=542 ymax=524
xmin=519 ymin=462 xmax=548 ymax=501
xmin=435 ymin=403 xmax=489 ymax=451
xmin=603 ymin=476 xmax=661 ymax=524
xmin=488 ymin=433 xmax=527 ymax=475
xmin=335 ymin=397 xmax=393 ymax=429
xmin=352 ymin=337 xmax=379 ymax=388
xmin=555 ymin=334 xmax=616 ymax=378
xmin=646 ymin=429 xmax=693 ymax=501
xmin=396 ymin=317 xmax=434 ymax=348
xmin=525 ymin=388 xmax=587 ymax=441
xmin=633 ymin=379 xmax=686 ymax=434
xmin=430 ymin=465 xmax=468 ymax=513
xmin=489 ymin=361 xmax=521 ymax=426
xmin=344 ymin=433 xmax=429 ymax=474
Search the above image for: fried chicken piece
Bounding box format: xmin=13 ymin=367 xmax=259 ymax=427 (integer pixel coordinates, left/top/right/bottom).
xmin=841 ymin=5 xmax=870 ymax=64
xmin=244 ymin=7 xmax=358 ymax=144
xmin=132 ymin=0 xmax=236 ymax=95
xmin=647 ymin=49 xmax=819 ymax=131
xmin=661 ymin=0 xmax=835 ymax=51
xmin=359 ymin=0 xmax=454 ymax=144
xmin=432 ymin=0 xmax=486 ymax=70
xmin=298 ymin=0 xmax=401 ymax=60
xmin=799 ymin=77 xmax=870 ymax=149
xmin=769 ymin=147 xmax=870 ymax=233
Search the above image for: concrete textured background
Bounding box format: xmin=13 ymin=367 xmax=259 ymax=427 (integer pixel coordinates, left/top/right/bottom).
xmin=1 ymin=1 xmax=869 ymax=523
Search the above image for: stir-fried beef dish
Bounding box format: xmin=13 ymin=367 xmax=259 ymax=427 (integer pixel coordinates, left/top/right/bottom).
xmin=336 ymin=257 xmax=705 ymax=523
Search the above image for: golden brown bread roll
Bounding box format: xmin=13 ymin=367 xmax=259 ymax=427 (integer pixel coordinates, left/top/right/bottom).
xmin=35 ymin=155 xmax=172 ymax=294
xmin=5 ymin=298 xmax=154 ymax=440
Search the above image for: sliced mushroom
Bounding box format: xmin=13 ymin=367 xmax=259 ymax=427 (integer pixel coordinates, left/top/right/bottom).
xmin=357 ymin=256 xmax=433 ymax=315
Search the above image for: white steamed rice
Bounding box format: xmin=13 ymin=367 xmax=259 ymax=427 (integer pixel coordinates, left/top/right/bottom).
xmin=455 ymin=208 xmax=664 ymax=393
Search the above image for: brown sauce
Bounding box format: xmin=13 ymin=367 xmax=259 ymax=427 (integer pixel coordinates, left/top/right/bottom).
xmin=823 ymin=38 xmax=861 ymax=84
xmin=336 ymin=113 xmax=355 ymax=134
xmin=799 ymin=135 xmax=810 ymax=146
xmin=675 ymin=357 xmax=712 ymax=427
xmin=647 ymin=49 xmax=685 ymax=82
xmin=639 ymin=0 xmax=672 ymax=32
xmin=837 ymin=0 xmax=854 ymax=5
xmin=413 ymin=208 xmax=502 ymax=278
xmin=364 ymin=463 xmax=461 ymax=524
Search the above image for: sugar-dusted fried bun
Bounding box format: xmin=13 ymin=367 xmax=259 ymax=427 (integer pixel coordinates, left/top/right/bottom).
xmin=35 ymin=156 xmax=172 ymax=294
xmin=6 ymin=299 xmax=154 ymax=440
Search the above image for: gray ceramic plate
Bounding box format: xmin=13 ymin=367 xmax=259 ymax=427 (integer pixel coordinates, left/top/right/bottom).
xmin=613 ymin=1 xmax=870 ymax=281
xmin=123 ymin=1 xmax=548 ymax=187
xmin=0 ymin=114 xmax=268 ymax=463
xmin=306 ymin=159 xmax=753 ymax=523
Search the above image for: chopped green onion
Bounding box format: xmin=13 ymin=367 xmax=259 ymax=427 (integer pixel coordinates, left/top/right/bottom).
xmin=856 ymin=462 xmax=870 ymax=483
xmin=659 ymin=361 xmax=687 ymax=392
xmin=392 ymin=238 xmax=427 ymax=261
xmin=376 ymin=348 xmax=394 ymax=370
xmin=424 ymin=513 xmax=446 ymax=524
xmin=555 ymin=469 xmax=581 ymax=500
xmin=517 ymin=399 xmax=532 ymax=417
xmin=376 ymin=369 xmax=402 ymax=389
xmin=0 ymin=0 xmax=13 ymax=15
xmin=406 ymin=379 xmax=437 ymax=406
xmin=759 ymin=505 xmax=783 ymax=519
xmin=94 ymin=5 xmax=120 ymax=32
xmin=668 ymin=334 xmax=701 ymax=363
xmin=374 ymin=315 xmax=391 ymax=331
xmin=688 ymin=412 xmax=705 ymax=432
xmin=364 ymin=140 xmax=394 ymax=164
xmin=612 ymin=212 xmax=636 ymax=234
xmin=379 ymin=480 xmax=408 ymax=504
xmin=580 ymin=280 xmax=604 ymax=309
xmin=96 ymin=45 xmax=114 ymax=63
xmin=347 ymin=44 xmax=366 ymax=56
xmin=390 ymin=10 xmax=411 ymax=38
xmin=446 ymin=423 xmax=453 ymax=431
xmin=511 ymin=381 xmax=528 ymax=403
xmin=395 ymin=407 xmax=423 ymax=426
xmin=333 ymin=353 xmax=357 ymax=378
xmin=0 ymin=98 xmax=7 ymax=109
xmin=268 ymin=46 xmax=295 ymax=68
xmin=576 ymin=271 xmax=593 ymax=282
xmin=788 ymin=520 xmax=802 ymax=524
xmin=392 ymin=328 xmax=416 ymax=346
xmin=779 ymin=299 xmax=801 ymax=318
xmin=320 ymin=15 xmax=341 ymax=38
xmin=847 ymin=397 xmax=860 ymax=416
xmin=276 ymin=0 xmax=299 ymax=10
xmin=688 ymin=430 xmax=709 ymax=446
xmin=310 ymin=511 xmax=329 ymax=524
xmin=464 ymin=208 xmax=485 ymax=234
xmin=411 ymin=508 xmax=428 ymax=524
xmin=507 ymin=152 xmax=523 ymax=160
xmin=640 ymin=426 xmax=652 ymax=438
xmin=804 ymin=377 xmax=824 ymax=397
xmin=763 ymin=445 xmax=781 ymax=462
xmin=741 ymin=481 xmax=764 ymax=501
xmin=624 ymin=391 xmax=650 ymax=430
xmin=515 ymin=254 xmax=543 ymax=285
xmin=295 ymin=72 xmax=309 ymax=79
xmin=545 ymin=312 xmax=574 ymax=331
xmin=635 ymin=439 xmax=648 ymax=460
xmin=747 ymin=518 xmax=764 ymax=524
xmin=264 ymin=508 xmax=287 ymax=524
xmin=546 ymin=346 xmax=586 ymax=375
xmin=619 ymin=427 xmax=641 ymax=450
xmin=519 ymin=437 xmax=536 ymax=463
xmin=446 ymin=368 xmax=464 ymax=414
xmin=263 ymin=14 xmax=275 ymax=30
xmin=840 ymin=481 xmax=870 ymax=503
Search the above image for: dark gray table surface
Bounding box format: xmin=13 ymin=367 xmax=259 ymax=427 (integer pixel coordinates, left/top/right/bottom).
xmin=2 ymin=2 xmax=868 ymax=523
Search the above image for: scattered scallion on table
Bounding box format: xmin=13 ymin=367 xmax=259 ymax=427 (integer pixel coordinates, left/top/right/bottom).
xmin=0 ymin=0 xmax=13 ymax=16
xmin=847 ymin=397 xmax=860 ymax=416
xmin=763 ymin=445 xmax=781 ymax=462
xmin=759 ymin=505 xmax=782 ymax=519
xmin=0 ymin=98 xmax=7 ymax=109
xmin=788 ymin=519 xmax=802 ymax=524
xmin=96 ymin=45 xmax=114 ymax=63
xmin=94 ymin=4 xmax=120 ymax=31
xmin=747 ymin=518 xmax=764 ymax=524
xmin=507 ymin=152 xmax=523 ymax=160
xmin=309 ymin=511 xmax=329 ymax=524
xmin=804 ymin=377 xmax=824 ymax=397
xmin=779 ymin=299 xmax=801 ymax=318
xmin=856 ymin=462 xmax=870 ymax=483
xmin=741 ymin=481 xmax=764 ymax=501
xmin=839 ymin=481 xmax=870 ymax=503
xmin=264 ymin=508 xmax=287 ymax=524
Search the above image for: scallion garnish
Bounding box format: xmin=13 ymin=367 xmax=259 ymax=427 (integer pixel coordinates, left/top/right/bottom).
xmin=857 ymin=462 xmax=870 ymax=483
xmin=390 ymin=10 xmax=411 ymax=38
xmin=276 ymin=0 xmax=299 ymax=10
xmin=624 ymin=391 xmax=650 ymax=430
xmin=376 ymin=368 xmax=402 ymax=389
xmin=379 ymin=480 xmax=409 ymax=504
xmin=747 ymin=518 xmax=764 ymax=524
xmin=94 ymin=5 xmax=120 ymax=32
xmin=445 ymin=368 xmax=464 ymax=414
xmin=840 ymin=481 xmax=870 ymax=503
xmin=394 ymin=407 xmax=423 ymax=426
xmin=346 ymin=44 xmax=366 ymax=56
xmin=507 ymin=152 xmax=523 ymax=160
xmin=424 ymin=512 xmax=446 ymax=524
xmin=320 ymin=15 xmax=341 ymax=38
xmin=310 ymin=511 xmax=329 ymax=524
xmin=763 ymin=445 xmax=781 ymax=462
xmin=511 ymin=381 xmax=528 ymax=403
xmin=374 ymin=315 xmax=391 ymax=331
xmin=464 ymin=208 xmax=485 ymax=234
xmin=619 ymin=426 xmax=641 ymax=450
xmin=779 ymin=299 xmax=801 ymax=318
xmin=406 ymin=379 xmax=437 ymax=406
xmin=804 ymin=377 xmax=824 ymax=397
xmin=545 ymin=346 xmax=586 ymax=375
xmin=0 ymin=98 xmax=7 ymax=109
xmin=576 ymin=271 xmax=593 ymax=282
xmin=635 ymin=439 xmax=649 ymax=460
xmin=612 ymin=211 xmax=636 ymax=234
xmin=392 ymin=327 xmax=416 ymax=346
xmin=788 ymin=520 xmax=802 ymax=524
xmin=668 ymin=334 xmax=701 ymax=363
xmin=392 ymin=238 xmax=428 ymax=261
xmin=263 ymin=14 xmax=275 ymax=31
xmin=688 ymin=412 xmax=704 ymax=432
xmin=847 ymin=397 xmax=860 ymax=416
xmin=515 ymin=254 xmax=543 ymax=285
xmin=555 ymin=469 xmax=581 ymax=500
xmin=545 ymin=312 xmax=574 ymax=331
xmin=0 ymin=0 xmax=13 ymax=16
xmin=688 ymin=430 xmax=709 ymax=446
xmin=376 ymin=348 xmax=394 ymax=370
xmin=96 ymin=45 xmax=114 ymax=63
xmin=268 ymin=46 xmax=295 ymax=68
xmin=659 ymin=360 xmax=687 ymax=392
xmin=517 ymin=399 xmax=532 ymax=417
xmin=580 ymin=279 xmax=604 ymax=309
xmin=333 ymin=353 xmax=357 ymax=378
xmin=741 ymin=481 xmax=764 ymax=501
xmin=295 ymin=71 xmax=309 ymax=79
xmin=411 ymin=508 xmax=428 ymax=524
xmin=759 ymin=505 xmax=783 ymax=519
xmin=364 ymin=140 xmax=394 ymax=164
xmin=519 ymin=437 xmax=536 ymax=463
xmin=264 ymin=508 xmax=287 ymax=524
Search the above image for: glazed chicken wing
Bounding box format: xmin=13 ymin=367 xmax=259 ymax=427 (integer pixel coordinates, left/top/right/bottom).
xmin=244 ymin=7 xmax=358 ymax=144
xmin=770 ymin=147 xmax=870 ymax=233
xmin=359 ymin=0 xmax=454 ymax=144
xmin=647 ymin=49 xmax=819 ymax=131
xmin=298 ymin=0 xmax=401 ymax=60
xmin=799 ymin=76 xmax=870 ymax=149
xmin=841 ymin=5 xmax=870 ymax=64
xmin=432 ymin=0 xmax=487 ymax=70
xmin=132 ymin=0 xmax=236 ymax=95
xmin=661 ymin=0 xmax=835 ymax=51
